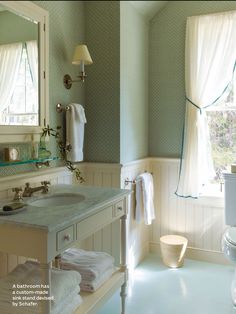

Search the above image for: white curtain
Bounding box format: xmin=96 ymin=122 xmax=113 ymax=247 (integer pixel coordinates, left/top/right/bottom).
xmin=25 ymin=40 xmax=38 ymax=90
xmin=176 ymin=11 xmax=236 ymax=198
xmin=0 ymin=42 xmax=22 ymax=123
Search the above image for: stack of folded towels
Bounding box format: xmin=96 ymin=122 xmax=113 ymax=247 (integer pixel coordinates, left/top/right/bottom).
xmin=0 ymin=261 xmax=82 ymax=314
xmin=60 ymin=248 xmax=115 ymax=292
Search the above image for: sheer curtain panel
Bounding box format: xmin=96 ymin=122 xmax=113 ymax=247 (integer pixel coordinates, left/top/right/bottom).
xmin=0 ymin=43 xmax=22 ymax=123
xmin=26 ymin=40 xmax=38 ymax=90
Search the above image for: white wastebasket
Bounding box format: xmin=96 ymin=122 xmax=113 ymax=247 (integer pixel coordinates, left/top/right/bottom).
xmin=160 ymin=235 xmax=188 ymax=268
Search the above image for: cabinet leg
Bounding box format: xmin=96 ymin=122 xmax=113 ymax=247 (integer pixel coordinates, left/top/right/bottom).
xmin=120 ymin=214 xmax=128 ymax=314
xmin=120 ymin=280 xmax=127 ymax=314
xmin=40 ymin=262 xmax=52 ymax=314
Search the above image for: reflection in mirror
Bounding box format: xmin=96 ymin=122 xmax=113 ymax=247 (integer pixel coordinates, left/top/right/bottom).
xmin=0 ymin=6 xmax=39 ymax=126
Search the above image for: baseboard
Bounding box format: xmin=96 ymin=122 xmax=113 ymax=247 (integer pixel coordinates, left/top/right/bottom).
xmin=149 ymin=242 xmax=232 ymax=266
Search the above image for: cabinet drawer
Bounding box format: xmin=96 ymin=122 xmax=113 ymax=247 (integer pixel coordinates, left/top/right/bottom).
xmin=113 ymin=199 xmax=125 ymax=218
xmin=77 ymin=206 xmax=112 ymax=241
xmin=57 ymin=225 xmax=74 ymax=251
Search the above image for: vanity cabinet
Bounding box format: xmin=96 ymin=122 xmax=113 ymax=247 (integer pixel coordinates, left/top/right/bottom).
xmin=0 ymin=185 xmax=130 ymax=314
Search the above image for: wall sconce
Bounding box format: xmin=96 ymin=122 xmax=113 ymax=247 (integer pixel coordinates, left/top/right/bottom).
xmin=63 ymin=44 xmax=93 ymax=89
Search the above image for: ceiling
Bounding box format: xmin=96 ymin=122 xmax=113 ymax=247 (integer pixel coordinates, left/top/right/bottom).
xmin=128 ymin=1 xmax=168 ymax=20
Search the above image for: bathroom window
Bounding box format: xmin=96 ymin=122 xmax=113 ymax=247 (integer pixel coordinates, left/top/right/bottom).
xmin=205 ymin=77 xmax=236 ymax=191
xmin=175 ymin=11 xmax=236 ymax=199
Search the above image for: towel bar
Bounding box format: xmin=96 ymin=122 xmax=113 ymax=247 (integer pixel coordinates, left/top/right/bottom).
xmin=124 ymin=172 xmax=153 ymax=186
xmin=56 ymin=103 xmax=71 ymax=113
xmin=124 ymin=178 xmax=141 ymax=186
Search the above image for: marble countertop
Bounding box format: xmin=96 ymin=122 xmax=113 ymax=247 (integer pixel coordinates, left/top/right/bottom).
xmin=0 ymin=184 xmax=131 ymax=232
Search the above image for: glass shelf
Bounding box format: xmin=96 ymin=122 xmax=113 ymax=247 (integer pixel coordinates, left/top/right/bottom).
xmin=0 ymin=157 xmax=58 ymax=167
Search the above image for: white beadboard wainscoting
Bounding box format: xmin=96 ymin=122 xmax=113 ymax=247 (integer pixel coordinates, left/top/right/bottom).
xmin=0 ymin=157 xmax=229 ymax=277
xmin=149 ymin=158 xmax=228 ymax=264
xmin=77 ymin=160 xmax=150 ymax=269
xmin=74 ymin=162 xmax=122 ymax=265
xmin=120 ymin=159 xmax=151 ymax=269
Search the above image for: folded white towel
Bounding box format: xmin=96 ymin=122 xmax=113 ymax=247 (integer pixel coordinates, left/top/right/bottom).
xmin=80 ymin=266 xmax=115 ymax=292
xmin=0 ymin=261 xmax=81 ymax=312
xmin=136 ymin=172 xmax=155 ymax=225
xmin=61 ymin=248 xmax=114 ymax=281
xmin=66 ymin=103 xmax=87 ymax=162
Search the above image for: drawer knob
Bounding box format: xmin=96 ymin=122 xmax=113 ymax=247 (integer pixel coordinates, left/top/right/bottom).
xmin=64 ymin=234 xmax=71 ymax=241
xmin=117 ymin=206 xmax=123 ymax=211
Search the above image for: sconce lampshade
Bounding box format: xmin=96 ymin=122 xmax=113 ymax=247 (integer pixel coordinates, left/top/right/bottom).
xmin=72 ymin=44 xmax=93 ymax=65
xmin=63 ymin=44 xmax=93 ymax=88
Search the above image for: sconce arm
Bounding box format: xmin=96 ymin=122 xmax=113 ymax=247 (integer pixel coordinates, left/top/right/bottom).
xmin=63 ymin=72 xmax=87 ymax=89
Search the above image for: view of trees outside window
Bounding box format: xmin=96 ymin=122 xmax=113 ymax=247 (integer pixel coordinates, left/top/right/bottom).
xmin=206 ymin=80 xmax=236 ymax=184
xmin=3 ymin=46 xmax=38 ymax=125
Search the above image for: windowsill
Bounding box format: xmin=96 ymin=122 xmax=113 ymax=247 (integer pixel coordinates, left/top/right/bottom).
xmin=189 ymin=184 xmax=224 ymax=208
xmin=200 ymin=192 xmax=223 ymax=199
xmin=201 ymin=184 xmax=224 ymax=197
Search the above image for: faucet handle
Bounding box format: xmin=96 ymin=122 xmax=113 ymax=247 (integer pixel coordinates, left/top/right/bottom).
xmin=22 ymin=182 xmax=32 ymax=197
xmin=41 ymin=181 xmax=50 ymax=194
xmin=12 ymin=187 xmax=22 ymax=193
xmin=12 ymin=187 xmax=23 ymax=201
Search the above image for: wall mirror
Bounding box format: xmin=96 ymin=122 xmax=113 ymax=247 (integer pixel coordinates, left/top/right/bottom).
xmin=0 ymin=1 xmax=48 ymax=143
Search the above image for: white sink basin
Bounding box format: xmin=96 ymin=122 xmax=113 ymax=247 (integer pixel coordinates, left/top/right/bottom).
xmin=29 ymin=193 xmax=85 ymax=207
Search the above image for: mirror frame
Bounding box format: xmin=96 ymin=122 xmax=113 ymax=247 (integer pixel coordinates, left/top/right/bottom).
xmin=0 ymin=1 xmax=49 ymax=143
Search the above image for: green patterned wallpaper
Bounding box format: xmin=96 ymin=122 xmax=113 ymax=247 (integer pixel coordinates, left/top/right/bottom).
xmin=0 ymin=1 xmax=85 ymax=176
xmin=120 ymin=2 xmax=149 ymax=164
xmin=0 ymin=1 xmax=150 ymax=173
xmin=149 ymin=1 xmax=236 ymax=158
xmin=3 ymin=1 xmax=229 ymax=173
xmin=84 ymin=1 xmax=149 ymax=164
xmin=84 ymin=1 xmax=120 ymax=163
xmin=0 ymin=11 xmax=37 ymax=45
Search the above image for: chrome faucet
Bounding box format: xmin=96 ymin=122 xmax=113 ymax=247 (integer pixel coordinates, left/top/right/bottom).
xmin=23 ymin=181 xmax=50 ymax=197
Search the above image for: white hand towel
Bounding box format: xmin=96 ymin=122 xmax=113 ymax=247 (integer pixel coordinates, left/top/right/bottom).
xmin=66 ymin=103 xmax=87 ymax=162
xmin=136 ymin=172 xmax=155 ymax=225
xmin=135 ymin=178 xmax=143 ymax=223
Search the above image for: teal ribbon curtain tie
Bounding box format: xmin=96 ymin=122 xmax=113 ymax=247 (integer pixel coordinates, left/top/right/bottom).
xmin=186 ymin=97 xmax=202 ymax=113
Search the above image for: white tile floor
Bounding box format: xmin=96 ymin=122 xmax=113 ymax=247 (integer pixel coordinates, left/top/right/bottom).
xmin=97 ymin=254 xmax=236 ymax=314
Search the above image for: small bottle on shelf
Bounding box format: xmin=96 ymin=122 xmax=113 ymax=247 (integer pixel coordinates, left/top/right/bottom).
xmin=31 ymin=134 xmax=39 ymax=160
